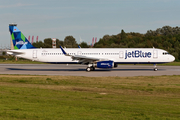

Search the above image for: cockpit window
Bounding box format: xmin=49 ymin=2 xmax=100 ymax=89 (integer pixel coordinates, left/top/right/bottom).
xmin=162 ymin=52 xmax=169 ymax=55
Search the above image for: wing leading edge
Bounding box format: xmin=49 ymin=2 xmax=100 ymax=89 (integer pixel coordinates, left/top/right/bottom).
xmin=60 ymin=46 xmax=107 ymax=64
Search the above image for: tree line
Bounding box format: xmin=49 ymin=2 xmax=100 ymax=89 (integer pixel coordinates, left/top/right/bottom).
xmin=32 ymin=26 xmax=180 ymax=61
xmin=32 ymin=36 xmax=89 ymax=49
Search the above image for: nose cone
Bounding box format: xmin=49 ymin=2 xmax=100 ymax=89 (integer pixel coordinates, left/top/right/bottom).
xmin=171 ymin=55 xmax=175 ymax=62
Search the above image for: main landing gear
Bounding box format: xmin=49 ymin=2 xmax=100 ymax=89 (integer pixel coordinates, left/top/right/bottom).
xmin=86 ymin=64 xmax=158 ymax=71
xmin=153 ymin=64 xmax=158 ymax=71
xmin=86 ymin=66 xmax=95 ymax=72
xmin=86 ymin=64 xmax=95 ymax=72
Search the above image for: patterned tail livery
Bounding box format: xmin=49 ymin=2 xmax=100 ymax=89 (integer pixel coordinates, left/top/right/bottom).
xmin=9 ymin=25 xmax=35 ymax=49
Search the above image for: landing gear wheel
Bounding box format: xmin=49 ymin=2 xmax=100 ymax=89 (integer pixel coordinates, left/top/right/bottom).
xmin=86 ymin=67 xmax=91 ymax=72
xmin=153 ymin=64 xmax=158 ymax=71
xmin=154 ymin=68 xmax=158 ymax=71
xmin=91 ymin=67 xmax=95 ymax=71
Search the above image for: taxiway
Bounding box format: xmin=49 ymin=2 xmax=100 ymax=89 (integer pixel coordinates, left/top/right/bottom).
xmin=0 ymin=64 xmax=180 ymax=77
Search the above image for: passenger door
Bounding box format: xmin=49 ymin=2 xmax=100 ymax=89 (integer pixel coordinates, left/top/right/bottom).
xmin=119 ymin=51 xmax=124 ymax=58
xmin=153 ymin=50 xmax=158 ymax=58
xmin=77 ymin=51 xmax=82 ymax=55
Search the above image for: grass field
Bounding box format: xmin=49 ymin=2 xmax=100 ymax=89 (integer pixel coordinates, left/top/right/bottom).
xmin=0 ymin=59 xmax=46 ymax=64
xmin=0 ymin=75 xmax=180 ymax=120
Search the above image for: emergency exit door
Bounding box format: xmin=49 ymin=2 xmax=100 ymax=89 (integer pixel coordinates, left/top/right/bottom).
xmin=77 ymin=51 xmax=82 ymax=55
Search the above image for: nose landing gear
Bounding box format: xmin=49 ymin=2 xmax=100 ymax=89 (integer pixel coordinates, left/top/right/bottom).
xmin=153 ymin=64 xmax=158 ymax=71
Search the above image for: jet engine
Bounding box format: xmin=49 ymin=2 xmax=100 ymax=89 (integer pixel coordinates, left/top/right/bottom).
xmin=96 ymin=61 xmax=114 ymax=68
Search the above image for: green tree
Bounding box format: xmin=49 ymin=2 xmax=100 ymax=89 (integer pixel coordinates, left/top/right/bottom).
xmin=163 ymin=41 xmax=172 ymax=50
xmin=79 ymin=42 xmax=89 ymax=48
xmin=32 ymin=41 xmax=44 ymax=48
xmin=56 ymin=39 xmax=64 ymax=48
xmin=110 ymin=43 xmax=119 ymax=48
xmin=64 ymin=36 xmax=78 ymax=48
xmin=145 ymin=40 xmax=153 ymax=48
xmin=120 ymin=29 xmax=126 ymax=40
xmin=171 ymin=52 xmax=179 ymax=61
xmin=44 ymin=38 xmax=52 ymax=48
xmin=2 ymin=51 xmax=6 ymax=55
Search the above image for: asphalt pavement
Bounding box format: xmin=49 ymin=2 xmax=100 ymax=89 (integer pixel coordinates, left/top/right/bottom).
xmin=0 ymin=64 xmax=180 ymax=77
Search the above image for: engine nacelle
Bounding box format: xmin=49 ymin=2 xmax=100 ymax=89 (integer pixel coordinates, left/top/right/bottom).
xmin=96 ymin=61 xmax=114 ymax=68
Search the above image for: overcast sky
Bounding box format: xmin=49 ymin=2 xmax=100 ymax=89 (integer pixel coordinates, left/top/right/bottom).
xmin=0 ymin=0 xmax=180 ymax=47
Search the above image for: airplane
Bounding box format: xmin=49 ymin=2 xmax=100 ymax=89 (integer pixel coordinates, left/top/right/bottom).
xmin=7 ymin=24 xmax=175 ymax=72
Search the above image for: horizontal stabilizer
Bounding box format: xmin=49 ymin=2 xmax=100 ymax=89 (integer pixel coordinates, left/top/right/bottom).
xmin=7 ymin=50 xmax=24 ymax=55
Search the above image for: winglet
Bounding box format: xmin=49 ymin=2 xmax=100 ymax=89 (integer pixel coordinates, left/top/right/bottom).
xmin=78 ymin=45 xmax=81 ymax=48
xmin=60 ymin=46 xmax=69 ymax=56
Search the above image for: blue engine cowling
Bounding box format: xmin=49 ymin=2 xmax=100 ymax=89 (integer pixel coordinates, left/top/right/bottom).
xmin=96 ymin=61 xmax=114 ymax=68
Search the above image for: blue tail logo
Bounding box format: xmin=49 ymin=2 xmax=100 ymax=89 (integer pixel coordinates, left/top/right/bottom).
xmin=9 ymin=24 xmax=36 ymax=49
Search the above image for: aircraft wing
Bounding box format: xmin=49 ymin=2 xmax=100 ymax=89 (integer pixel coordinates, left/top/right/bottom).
xmin=60 ymin=46 xmax=107 ymax=64
xmin=71 ymin=55 xmax=101 ymax=64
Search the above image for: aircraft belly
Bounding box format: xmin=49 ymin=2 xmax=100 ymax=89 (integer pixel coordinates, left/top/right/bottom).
xmin=38 ymin=55 xmax=74 ymax=63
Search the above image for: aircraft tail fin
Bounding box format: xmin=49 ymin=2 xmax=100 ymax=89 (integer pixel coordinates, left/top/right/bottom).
xmin=9 ymin=24 xmax=36 ymax=49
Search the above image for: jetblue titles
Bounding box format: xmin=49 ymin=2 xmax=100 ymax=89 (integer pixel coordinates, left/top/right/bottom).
xmin=125 ymin=50 xmax=151 ymax=59
xmin=101 ymin=63 xmax=110 ymax=66
xmin=16 ymin=41 xmax=28 ymax=45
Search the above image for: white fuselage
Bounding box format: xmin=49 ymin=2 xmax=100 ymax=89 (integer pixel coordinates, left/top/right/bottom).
xmin=8 ymin=48 xmax=175 ymax=64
